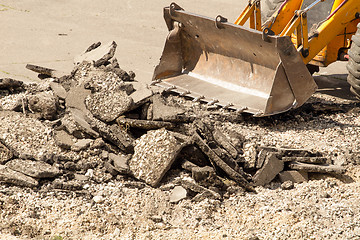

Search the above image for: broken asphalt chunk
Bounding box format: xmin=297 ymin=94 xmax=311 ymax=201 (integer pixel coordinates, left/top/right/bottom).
xmin=74 ymin=41 xmax=117 ymax=67
xmin=26 ymin=64 xmax=67 ymax=78
xmin=116 ymin=118 xmax=175 ymax=130
xmin=0 ymin=142 xmax=13 ymax=164
xmin=253 ymin=153 xmax=284 ymax=186
xmin=288 ymin=161 xmax=346 ymax=174
xmin=50 ymin=82 xmax=68 ymax=99
xmin=193 ymin=133 xmax=254 ymax=192
xmin=5 ymin=159 xmax=60 ymax=178
xmin=279 ymin=170 xmax=308 ymax=183
xmin=0 ymin=78 xmax=23 ymax=90
xmin=170 ymin=186 xmax=188 ymax=203
xmin=0 ymin=165 xmax=38 ymax=187
xmin=53 ymin=130 xmax=76 ymax=150
xmin=85 ymin=90 xmax=133 ymax=123
xmin=85 ymin=113 xmax=134 ymax=153
xmin=129 ymin=129 xmax=190 ymax=187
xmin=151 ymin=95 xmax=185 ymax=121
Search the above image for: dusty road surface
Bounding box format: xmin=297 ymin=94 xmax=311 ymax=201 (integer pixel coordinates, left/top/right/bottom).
xmin=1 ymin=1 xmax=360 ymax=240
xmin=0 ymin=0 xmax=247 ymax=84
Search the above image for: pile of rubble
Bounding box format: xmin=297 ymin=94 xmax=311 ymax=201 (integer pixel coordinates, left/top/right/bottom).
xmin=0 ymin=41 xmax=346 ymax=202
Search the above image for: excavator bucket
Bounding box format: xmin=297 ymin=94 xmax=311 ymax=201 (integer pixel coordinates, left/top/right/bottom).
xmin=153 ymin=3 xmax=318 ymax=116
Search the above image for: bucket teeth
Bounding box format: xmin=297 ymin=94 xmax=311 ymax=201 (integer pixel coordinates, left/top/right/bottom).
xmin=193 ymin=96 xmax=205 ymax=102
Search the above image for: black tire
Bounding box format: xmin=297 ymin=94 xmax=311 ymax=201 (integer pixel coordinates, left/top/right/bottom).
xmin=347 ymin=23 xmax=360 ymax=98
xmin=261 ymin=0 xmax=286 ymax=24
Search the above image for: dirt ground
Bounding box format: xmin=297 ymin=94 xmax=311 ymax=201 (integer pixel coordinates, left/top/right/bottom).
xmin=1 ymin=1 xmax=360 ymax=240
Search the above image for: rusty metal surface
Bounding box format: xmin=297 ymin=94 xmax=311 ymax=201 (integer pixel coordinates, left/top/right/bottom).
xmin=153 ymin=3 xmax=317 ymax=116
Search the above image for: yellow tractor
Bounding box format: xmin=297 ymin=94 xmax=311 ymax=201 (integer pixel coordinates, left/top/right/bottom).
xmin=153 ymin=0 xmax=360 ymax=116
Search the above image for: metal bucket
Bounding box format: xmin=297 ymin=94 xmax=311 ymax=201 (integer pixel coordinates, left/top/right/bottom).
xmin=153 ymin=3 xmax=317 ymax=116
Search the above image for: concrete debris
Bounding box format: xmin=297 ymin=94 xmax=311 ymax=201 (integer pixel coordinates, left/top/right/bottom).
xmin=180 ymin=177 xmax=221 ymax=200
xmin=0 ymin=78 xmax=23 ymax=90
xmin=50 ymin=82 xmax=68 ymax=99
xmin=74 ymin=41 xmax=117 ymax=67
xmin=193 ymin=132 xmax=254 ymax=192
xmin=288 ymin=161 xmax=346 ymax=174
xmin=65 ymin=84 xmax=91 ymax=113
xmin=253 ymin=153 xmax=284 ymax=186
xmin=129 ymin=84 xmax=153 ymax=110
xmin=0 ymin=41 xmax=348 ymax=196
xmin=280 ymin=180 xmax=294 ymax=190
xmin=85 ymin=113 xmax=134 ymax=153
xmin=129 ymin=129 xmax=189 ymax=187
xmin=0 ymin=111 xmax=61 ymax=161
xmin=27 ymin=91 xmax=59 ymax=120
xmin=109 ymin=153 xmax=130 ymax=174
xmin=152 ymin=95 xmax=185 ymax=122
xmin=116 ymin=118 xmax=175 ymax=130
xmin=66 ymin=108 xmax=100 ymax=138
xmin=26 ymin=64 xmax=67 ymax=78
xmin=72 ymin=139 xmax=93 ymax=152
xmin=5 ymin=159 xmax=60 ymax=178
xmin=279 ymin=170 xmax=308 ymax=183
xmin=0 ymin=93 xmax=25 ymax=111
xmin=170 ymin=186 xmax=187 ymax=203
xmin=85 ymin=90 xmax=133 ymax=122
xmin=0 ymin=142 xmax=13 ymax=164
xmin=0 ymin=165 xmax=38 ymax=187
xmin=53 ymin=130 xmax=76 ymax=150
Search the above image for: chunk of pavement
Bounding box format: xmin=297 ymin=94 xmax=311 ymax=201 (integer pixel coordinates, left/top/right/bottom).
xmin=178 ymin=145 xmax=209 ymax=167
xmin=85 ymin=90 xmax=133 ymax=122
xmin=243 ymin=142 xmax=257 ymax=169
xmin=109 ymin=153 xmax=130 ymax=174
xmin=129 ymin=129 xmax=190 ymax=187
xmin=0 ymin=93 xmax=25 ymax=111
xmin=282 ymin=156 xmax=327 ymax=164
xmin=28 ymin=91 xmax=59 ymax=120
xmin=253 ymin=153 xmax=284 ymax=186
xmin=72 ymin=139 xmax=93 ymax=152
xmin=180 ymin=177 xmax=221 ymax=200
xmin=281 ymin=180 xmax=294 ymax=190
xmin=66 ymin=108 xmax=99 ymax=138
xmin=256 ymin=148 xmax=278 ymax=169
xmin=213 ymin=128 xmax=239 ymax=159
xmin=104 ymin=161 xmax=118 ymax=176
xmin=151 ymin=95 xmax=185 ymax=121
xmin=53 ymin=130 xmax=76 ymax=150
xmin=0 ymin=78 xmax=23 ymax=89
xmin=26 ymin=64 xmax=66 ymax=78
xmin=0 ymin=142 xmax=13 ymax=164
xmin=65 ymin=84 xmax=91 ymax=113
xmin=72 ymin=61 xmax=134 ymax=94
xmin=129 ymin=84 xmax=153 ymax=110
xmin=193 ymin=133 xmax=254 ymax=192
xmin=116 ymin=118 xmax=175 ymax=130
xmin=0 ymin=111 xmax=61 ymax=161
xmin=85 ymin=113 xmax=133 ymax=153
xmin=0 ymin=165 xmax=38 ymax=187
xmin=170 ymin=186 xmax=187 ymax=203
xmin=74 ymin=41 xmax=117 ymax=67
xmin=288 ymin=161 xmax=346 ymax=174
xmin=191 ymin=166 xmax=216 ymax=182
xmin=181 ymin=160 xmax=198 ymax=172
xmin=5 ymin=159 xmax=60 ymax=178
xmin=279 ymin=170 xmax=308 ymax=183
xmin=50 ymin=82 xmax=68 ymax=99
